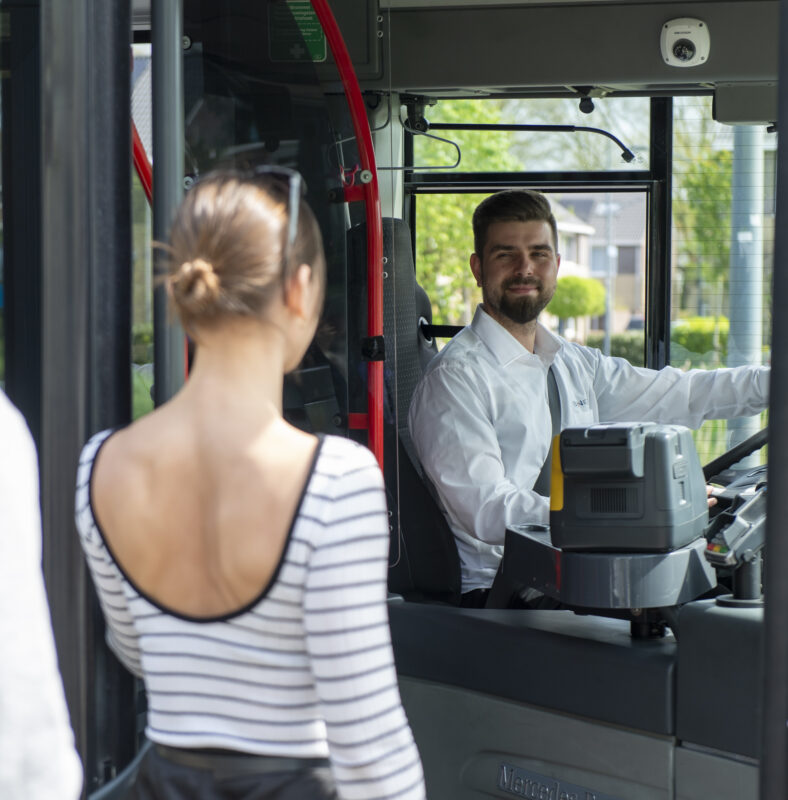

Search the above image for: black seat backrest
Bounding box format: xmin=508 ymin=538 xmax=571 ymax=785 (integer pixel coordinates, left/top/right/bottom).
xmin=348 ymin=218 xmax=462 ymax=604
xmin=283 ymin=345 xmax=343 ymax=435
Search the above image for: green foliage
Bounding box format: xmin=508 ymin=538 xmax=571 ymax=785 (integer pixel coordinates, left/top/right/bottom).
xmin=417 ymin=193 xmax=483 ymax=324
xmin=504 ymin=96 xmax=651 ymax=172
xmin=692 ymin=411 xmax=769 ymax=467
xmin=585 ymin=332 xmax=645 ymax=367
xmin=585 ymin=317 xmax=729 ymax=370
xmin=672 ymin=98 xmax=734 ymax=315
xmin=548 ymin=276 xmax=605 ymax=320
xmin=415 ymin=100 xmax=522 ymax=325
xmin=132 ymin=322 xmax=154 ymax=420
xmin=671 ymin=315 xmax=728 ymax=367
xmin=674 ymin=149 xmax=732 ymax=285
xmin=132 ymin=365 xmax=154 ymax=420
xmin=132 ymin=322 xmax=154 ymax=364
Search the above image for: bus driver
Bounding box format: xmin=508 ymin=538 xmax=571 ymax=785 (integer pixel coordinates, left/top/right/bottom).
xmin=408 ymin=189 xmax=770 ymax=608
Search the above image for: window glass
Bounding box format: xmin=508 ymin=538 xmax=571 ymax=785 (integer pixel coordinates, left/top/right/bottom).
xmin=414 ymin=98 xmax=649 ymax=356
xmin=671 ymin=97 xmax=772 ymax=464
xmin=129 ymin=8 xmax=354 ymax=431
xmin=415 ymin=97 xmax=650 ymax=173
xmin=131 ymin=44 xmax=153 ymax=419
xmin=173 ymin=1 xmax=351 ymax=436
xmin=416 ymin=190 xmax=646 ymax=364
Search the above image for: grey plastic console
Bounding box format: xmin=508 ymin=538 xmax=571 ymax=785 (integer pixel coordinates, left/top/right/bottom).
xmin=676 ymin=599 xmax=763 ymax=758
xmin=492 ymin=525 xmax=716 ymax=609
xmin=388 ymin=602 xmax=676 ymax=735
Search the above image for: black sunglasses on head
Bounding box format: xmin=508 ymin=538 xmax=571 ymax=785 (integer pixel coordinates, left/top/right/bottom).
xmin=250 ymin=165 xmax=307 ymax=259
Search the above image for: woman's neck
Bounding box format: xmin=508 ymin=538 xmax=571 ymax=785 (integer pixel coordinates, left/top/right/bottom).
xmin=179 ymin=320 xmax=288 ymax=421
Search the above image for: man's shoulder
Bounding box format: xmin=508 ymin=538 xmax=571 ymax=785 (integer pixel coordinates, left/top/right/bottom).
xmin=422 ymin=325 xmax=489 ymax=379
xmin=410 ymin=329 xmax=495 ymax=426
xmin=554 ymin=338 xmax=601 ymax=369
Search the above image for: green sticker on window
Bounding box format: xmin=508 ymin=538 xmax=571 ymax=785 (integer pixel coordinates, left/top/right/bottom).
xmin=269 ymin=1 xmax=327 ymax=63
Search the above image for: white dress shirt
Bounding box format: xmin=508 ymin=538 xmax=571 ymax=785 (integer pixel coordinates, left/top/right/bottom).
xmin=0 ymin=391 xmax=82 ymax=800
xmin=408 ymin=306 xmax=770 ymax=593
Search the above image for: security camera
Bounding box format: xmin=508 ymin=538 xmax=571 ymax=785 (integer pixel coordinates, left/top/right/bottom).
xmin=660 ymin=18 xmax=710 ymax=68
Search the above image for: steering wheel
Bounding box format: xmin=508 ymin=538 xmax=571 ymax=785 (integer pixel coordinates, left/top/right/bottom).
xmin=703 ymin=425 xmax=768 ymax=485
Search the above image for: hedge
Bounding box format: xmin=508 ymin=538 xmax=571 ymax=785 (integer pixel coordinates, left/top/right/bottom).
xmin=586 ymin=317 xmax=730 ymax=370
xmin=585 ymin=332 xmax=645 ymax=367
xmin=670 ymin=316 xmax=728 ymax=367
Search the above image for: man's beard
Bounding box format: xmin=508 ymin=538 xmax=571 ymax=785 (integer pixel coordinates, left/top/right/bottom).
xmin=489 ymin=277 xmax=554 ymax=325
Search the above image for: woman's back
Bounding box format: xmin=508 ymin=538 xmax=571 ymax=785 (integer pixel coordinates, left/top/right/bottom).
xmin=88 ymin=392 xmax=320 ymax=618
xmin=75 ymin=170 xmax=425 ymax=799
xmin=78 ymin=427 xmax=425 ymax=798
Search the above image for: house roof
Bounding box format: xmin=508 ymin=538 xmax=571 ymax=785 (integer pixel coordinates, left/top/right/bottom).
xmin=552 ymin=199 xmax=595 ymax=235
xmin=561 ymin=192 xmax=647 ymax=245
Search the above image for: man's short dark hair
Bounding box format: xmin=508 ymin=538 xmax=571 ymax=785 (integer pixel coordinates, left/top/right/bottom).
xmin=472 ymin=189 xmax=558 ymax=257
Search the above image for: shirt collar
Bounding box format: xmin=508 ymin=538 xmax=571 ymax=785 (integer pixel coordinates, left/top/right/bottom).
xmin=470 ymin=305 xmax=562 ymax=367
xmin=534 ymin=322 xmax=562 ymax=364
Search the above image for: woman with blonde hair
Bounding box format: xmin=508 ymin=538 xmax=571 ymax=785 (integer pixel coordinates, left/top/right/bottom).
xmin=76 ymin=169 xmax=425 ymax=800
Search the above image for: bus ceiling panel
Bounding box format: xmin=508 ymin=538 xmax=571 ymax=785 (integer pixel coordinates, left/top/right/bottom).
xmin=367 ymin=2 xmax=778 ymax=95
xmin=382 ymin=0 xmax=729 ymax=6
xmin=314 ymin=0 xmax=382 ymax=82
xmin=132 ymin=0 xmax=382 ymax=81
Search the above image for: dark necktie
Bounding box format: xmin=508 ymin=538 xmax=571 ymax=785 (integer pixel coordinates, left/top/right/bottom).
xmin=532 ymin=365 xmax=561 ymax=498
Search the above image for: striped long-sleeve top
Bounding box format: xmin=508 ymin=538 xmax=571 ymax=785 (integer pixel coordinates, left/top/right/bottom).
xmin=75 ymin=431 xmax=425 ymax=800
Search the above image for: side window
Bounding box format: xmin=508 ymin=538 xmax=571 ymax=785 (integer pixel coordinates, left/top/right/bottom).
xmin=671 ymin=97 xmax=772 ymax=463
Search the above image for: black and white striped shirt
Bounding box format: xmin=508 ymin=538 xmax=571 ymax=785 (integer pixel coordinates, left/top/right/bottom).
xmin=75 ymin=431 xmax=425 ymax=800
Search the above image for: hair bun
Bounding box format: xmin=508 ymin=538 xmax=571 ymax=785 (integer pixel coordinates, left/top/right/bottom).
xmin=170 ymin=257 xmax=221 ymax=312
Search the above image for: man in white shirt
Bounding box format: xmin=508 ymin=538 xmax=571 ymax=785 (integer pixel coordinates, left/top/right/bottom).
xmin=0 ymin=390 xmax=83 ymax=799
xmin=408 ymin=190 xmax=770 ymax=606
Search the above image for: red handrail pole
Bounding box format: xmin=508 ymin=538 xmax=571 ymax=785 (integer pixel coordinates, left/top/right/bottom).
xmin=132 ymin=119 xmax=153 ymax=205
xmin=131 ymin=118 xmax=189 ymax=380
xmin=310 ymin=0 xmax=384 ymax=468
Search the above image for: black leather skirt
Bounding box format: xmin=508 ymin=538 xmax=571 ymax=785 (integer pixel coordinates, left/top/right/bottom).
xmin=129 ymin=744 xmax=338 ymax=800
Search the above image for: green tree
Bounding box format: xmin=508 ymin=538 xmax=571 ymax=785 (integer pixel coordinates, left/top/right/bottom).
xmin=673 ymin=150 xmax=732 ymax=315
xmin=672 ymin=97 xmax=733 ymax=318
xmin=547 ymin=275 xmax=606 ymax=335
xmin=415 ymin=99 xmax=522 ymax=324
xmin=502 ymin=96 xmax=651 ymax=172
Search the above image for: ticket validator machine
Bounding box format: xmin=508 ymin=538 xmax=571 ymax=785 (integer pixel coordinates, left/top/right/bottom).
xmin=488 ymin=423 xmax=723 ymax=634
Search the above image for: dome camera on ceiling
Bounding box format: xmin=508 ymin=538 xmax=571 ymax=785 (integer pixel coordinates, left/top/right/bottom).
xmin=660 ymin=18 xmax=710 ymax=68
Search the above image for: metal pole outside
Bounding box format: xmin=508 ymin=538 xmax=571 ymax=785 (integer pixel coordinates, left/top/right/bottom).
xmin=152 ymin=0 xmax=185 ymax=404
xmin=727 ymin=125 xmax=765 ymax=464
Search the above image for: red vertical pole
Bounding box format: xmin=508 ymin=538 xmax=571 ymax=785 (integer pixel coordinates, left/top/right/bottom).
xmin=132 ymin=119 xmax=153 ymax=205
xmin=131 ymin=118 xmax=190 ymax=381
xmin=310 ymin=0 xmax=384 ymax=468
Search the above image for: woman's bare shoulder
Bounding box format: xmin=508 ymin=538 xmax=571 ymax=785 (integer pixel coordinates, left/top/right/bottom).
xmin=90 ymin=410 xmax=181 ymax=516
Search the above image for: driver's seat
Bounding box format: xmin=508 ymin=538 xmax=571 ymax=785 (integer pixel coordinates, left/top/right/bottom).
xmin=348 ymin=218 xmax=462 ymax=605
